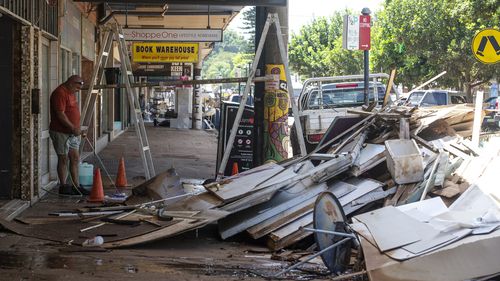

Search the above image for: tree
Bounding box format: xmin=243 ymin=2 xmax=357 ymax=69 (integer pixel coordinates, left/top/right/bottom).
xmin=288 ymin=11 xmax=364 ymax=78
xmin=240 ymin=6 xmax=256 ymax=52
xmin=211 ymin=29 xmax=249 ymax=55
xmin=372 ymin=0 xmax=499 ymax=97
xmin=202 ymin=29 xmax=255 ymax=89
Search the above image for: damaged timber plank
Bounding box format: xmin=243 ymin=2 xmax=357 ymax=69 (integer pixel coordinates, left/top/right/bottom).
xmin=246 ymin=177 xmax=356 ymax=240
xmin=267 ymin=216 xmax=313 ymax=251
xmin=218 ymin=181 xmax=328 ymax=239
xmin=104 ymin=209 xmax=229 ymax=248
xmin=166 ymin=191 xmax=223 ymax=211
xmin=246 ymin=199 xmax=315 ymax=239
xmin=219 ymin=161 xmax=314 ymax=214
xmin=0 ymin=200 xmax=30 ymax=221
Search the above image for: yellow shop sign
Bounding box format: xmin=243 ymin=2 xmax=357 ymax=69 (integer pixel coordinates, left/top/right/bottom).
xmin=132 ymin=42 xmax=199 ymax=63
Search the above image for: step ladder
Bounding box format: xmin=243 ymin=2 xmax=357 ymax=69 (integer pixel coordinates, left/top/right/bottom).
xmin=80 ymin=24 xmax=155 ymax=180
xmin=216 ymin=13 xmax=306 ymax=180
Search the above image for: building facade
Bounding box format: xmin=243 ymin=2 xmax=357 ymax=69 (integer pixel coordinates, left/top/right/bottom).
xmin=0 ymin=0 xmax=128 ymax=203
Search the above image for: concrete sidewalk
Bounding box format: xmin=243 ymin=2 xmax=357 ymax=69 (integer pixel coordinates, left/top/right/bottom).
xmin=85 ymin=125 xmax=218 ymax=187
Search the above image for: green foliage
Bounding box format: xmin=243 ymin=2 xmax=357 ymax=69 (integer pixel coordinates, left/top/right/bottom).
xmin=211 ymin=29 xmax=249 ymax=55
xmin=289 ymin=10 xmax=364 ymax=78
xmin=241 ymin=6 xmax=256 ymax=52
xmin=202 ymin=29 xmax=254 ymax=89
xmin=372 ymin=0 xmax=499 ymax=94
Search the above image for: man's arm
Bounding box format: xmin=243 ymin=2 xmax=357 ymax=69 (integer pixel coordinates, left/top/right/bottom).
xmin=55 ymin=111 xmax=81 ymax=135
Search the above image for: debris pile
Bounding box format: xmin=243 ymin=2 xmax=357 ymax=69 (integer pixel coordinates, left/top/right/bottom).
xmin=2 ymin=102 xmax=497 ymax=280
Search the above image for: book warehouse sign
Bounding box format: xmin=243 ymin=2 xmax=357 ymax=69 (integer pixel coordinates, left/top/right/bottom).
xmin=132 ymin=42 xmax=199 ymax=63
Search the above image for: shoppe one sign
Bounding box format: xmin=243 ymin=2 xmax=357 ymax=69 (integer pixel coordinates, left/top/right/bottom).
xmin=124 ymin=28 xmax=223 ymax=42
xmin=132 ymin=42 xmax=199 ymax=63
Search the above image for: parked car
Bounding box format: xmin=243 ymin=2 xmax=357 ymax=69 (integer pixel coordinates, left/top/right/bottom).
xmin=484 ymin=96 xmax=499 ymax=109
xmin=228 ymin=94 xmax=254 ymax=105
xmin=405 ymin=90 xmax=468 ymax=107
xmin=483 ymin=96 xmax=500 ymax=129
xmin=290 ymin=73 xmax=392 ymax=155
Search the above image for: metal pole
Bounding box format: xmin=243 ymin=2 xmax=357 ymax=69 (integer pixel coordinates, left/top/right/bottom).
xmin=364 ymin=50 xmax=369 ymax=106
xmin=301 ymin=227 xmax=357 ymax=239
xmin=362 ymin=7 xmax=371 ymax=106
xmin=273 ymin=237 xmax=351 ymax=277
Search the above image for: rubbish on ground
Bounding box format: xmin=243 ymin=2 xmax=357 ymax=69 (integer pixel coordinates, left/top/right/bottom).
xmin=82 ymin=236 xmax=104 ymax=247
xmin=2 ymin=99 xmax=497 ymax=281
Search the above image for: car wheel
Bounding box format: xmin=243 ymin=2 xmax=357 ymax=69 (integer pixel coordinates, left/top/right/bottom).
xmin=290 ymin=123 xmax=316 ymax=155
xmin=290 ymin=123 xmax=300 ymax=156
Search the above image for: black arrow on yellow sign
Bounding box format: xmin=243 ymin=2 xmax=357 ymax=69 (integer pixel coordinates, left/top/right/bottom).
xmin=476 ymin=36 xmax=500 ymax=57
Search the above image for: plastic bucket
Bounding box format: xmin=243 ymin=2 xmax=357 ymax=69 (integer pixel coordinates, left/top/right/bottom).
xmin=79 ymin=162 xmax=94 ymax=189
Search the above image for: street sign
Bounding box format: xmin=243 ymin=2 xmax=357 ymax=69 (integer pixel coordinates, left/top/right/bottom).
xmin=359 ymin=15 xmax=371 ymax=50
xmin=343 ymin=15 xmax=359 ymax=50
xmin=343 ymin=15 xmax=371 ymax=50
xmin=471 ymin=28 xmax=500 ymax=64
xmin=132 ymin=42 xmax=199 ymax=63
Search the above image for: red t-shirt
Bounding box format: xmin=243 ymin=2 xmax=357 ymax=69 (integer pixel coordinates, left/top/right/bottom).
xmin=49 ymin=84 xmax=80 ymax=134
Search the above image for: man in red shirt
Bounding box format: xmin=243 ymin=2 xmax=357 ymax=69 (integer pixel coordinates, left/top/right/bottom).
xmin=49 ymin=75 xmax=88 ymax=195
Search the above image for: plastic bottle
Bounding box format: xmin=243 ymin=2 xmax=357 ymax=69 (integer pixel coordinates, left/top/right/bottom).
xmin=82 ymin=236 xmax=104 ymax=247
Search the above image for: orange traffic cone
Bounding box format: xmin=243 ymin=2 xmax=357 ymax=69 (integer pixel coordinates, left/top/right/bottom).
xmin=231 ymin=162 xmax=239 ymax=176
xmin=88 ymin=168 xmax=104 ymax=202
xmin=115 ymin=157 xmax=128 ymax=188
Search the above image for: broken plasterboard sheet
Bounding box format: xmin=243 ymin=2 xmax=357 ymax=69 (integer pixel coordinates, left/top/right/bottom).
xmin=352 ymin=220 xmax=469 ymax=261
xmin=351 ymin=144 xmax=386 ymax=176
xmin=397 ymin=197 xmax=449 ymax=219
xmin=459 ymin=149 xmax=500 ymax=206
xmin=327 ymin=181 xmax=357 ymax=199
xmin=358 ymin=225 xmax=500 ymax=281
xmin=402 ymin=228 xmax=470 ymax=255
xmin=338 ymin=178 xmax=383 ymax=206
xmin=343 ymin=187 xmax=386 ymax=215
xmin=355 ymin=206 xmax=438 ymax=252
xmin=219 ymin=161 xmax=315 ymax=214
xmin=205 ymin=163 xmax=285 ymax=202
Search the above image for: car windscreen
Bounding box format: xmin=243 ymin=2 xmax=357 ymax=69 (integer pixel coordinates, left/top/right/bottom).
xmin=307 ymin=87 xmax=384 ymax=109
xmin=230 ymin=95 xmax=253 ymax=105
xmin=420 ymin=91 xmax=447 ymax=106
xmin=406 ymin=92 xmax=425 ymax=106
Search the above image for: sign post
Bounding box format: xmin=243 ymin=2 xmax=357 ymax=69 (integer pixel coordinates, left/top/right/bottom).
xmin=360 ymin=8 xmax=371 ymax=106
xmin=343 ymin=9 xmax=371 ymax=106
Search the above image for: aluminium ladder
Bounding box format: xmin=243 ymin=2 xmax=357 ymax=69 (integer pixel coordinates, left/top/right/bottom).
xmin=80 ymin=24 xmax=155 ymax=180
xmin=215 ymin=13 xmax=307 ymax=180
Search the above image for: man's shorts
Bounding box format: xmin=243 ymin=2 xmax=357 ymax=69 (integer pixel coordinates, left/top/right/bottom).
xmin=49 ymin=131 xmax=81 ymax=155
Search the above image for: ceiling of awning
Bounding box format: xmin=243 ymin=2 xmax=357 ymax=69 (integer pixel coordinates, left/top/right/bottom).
xmin=73 ymin=0 xmax=286 ymax=63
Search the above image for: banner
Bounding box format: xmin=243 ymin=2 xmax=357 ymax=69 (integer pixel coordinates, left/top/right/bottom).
xmin=264 ymin=64 xmax=290 ymax=162
xmin=132 ymin=42 xmax=199 ymax=63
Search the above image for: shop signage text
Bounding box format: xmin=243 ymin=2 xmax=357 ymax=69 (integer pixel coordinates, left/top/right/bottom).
xmin=124 ymin=28 xmax=223 ymax=42
xmin=132 ymin=42 xmax=199 ymax=63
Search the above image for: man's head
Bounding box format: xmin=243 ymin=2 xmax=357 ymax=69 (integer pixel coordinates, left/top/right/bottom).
xmin=65 ymin=75 xmax=84 ymax=93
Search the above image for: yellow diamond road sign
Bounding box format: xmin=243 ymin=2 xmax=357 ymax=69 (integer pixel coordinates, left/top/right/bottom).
xmin=472 ymin=28 xmax=500 ymax=64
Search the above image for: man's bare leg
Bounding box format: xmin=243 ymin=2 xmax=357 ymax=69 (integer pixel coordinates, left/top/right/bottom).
xmin=56 ymin=154 xmax=68 ymax=185
xmin=68 ymin=148 xmax=80 ymax=187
